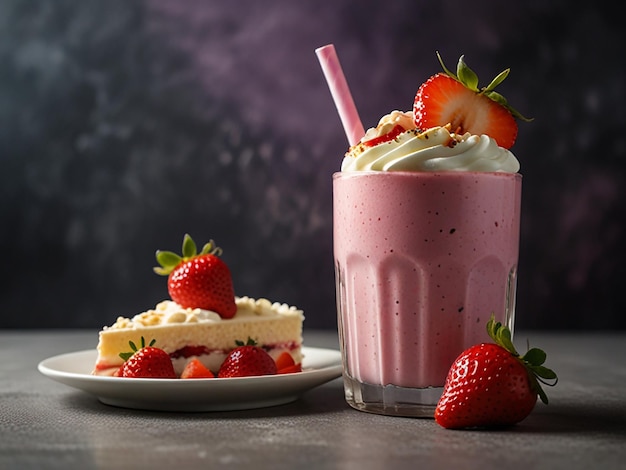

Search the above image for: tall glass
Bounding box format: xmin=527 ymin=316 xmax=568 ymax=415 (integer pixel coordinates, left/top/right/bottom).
xmin=333 ymin=170 xmax=522 ymax=417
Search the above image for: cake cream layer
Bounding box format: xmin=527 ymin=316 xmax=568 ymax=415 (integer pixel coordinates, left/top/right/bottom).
xmin=93 ymin=296 xmax=304 ymax=375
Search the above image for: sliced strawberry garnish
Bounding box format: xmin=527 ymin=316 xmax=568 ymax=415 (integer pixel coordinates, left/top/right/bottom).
xmin=362 ymin=124 xmax=406 ymax=147
xmin=414 ymin=74 xmax=518 ymax=148
xmin=413 ymin=53 xmax=531 ymax=150
xmin=274 ymin=351 xmax=302 ymax=374
xmin=277 ymin=364 xmax=302 ymax=374
xmin=181 ymin=358 xmax=215 ymax=379
xmin=274 ymin=351 xmax=296 ymax=370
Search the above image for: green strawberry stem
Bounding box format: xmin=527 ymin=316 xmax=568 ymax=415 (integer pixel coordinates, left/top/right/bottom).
xmin=119 ymin=336 xmax=156 ymax=361
xmin=436 ymin=51 xmax=533 ymax=122
xmin=153 ymin=234 xmax=224 ymax=276
xmin=235 ymin=337 xmax=258 ymax=347
xmin=486 ymin=315 xmax=558 ymax=404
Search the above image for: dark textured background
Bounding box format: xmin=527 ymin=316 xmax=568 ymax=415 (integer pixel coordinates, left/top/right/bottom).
xmin=2 ymin=0 xmax=624 ymax=330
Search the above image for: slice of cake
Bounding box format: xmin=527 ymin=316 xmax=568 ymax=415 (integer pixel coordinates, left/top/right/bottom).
xmin=92 ymin=296 xmax=304 ymax=376
xmin=92 ymin=234 xmax=304 ymax=377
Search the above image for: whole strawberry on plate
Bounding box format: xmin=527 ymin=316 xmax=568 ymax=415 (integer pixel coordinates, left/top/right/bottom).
xmin=218 ymin=338 xmax=278 ymax=378
xmin=115 ymin=337 xmax=177 ymax=379
xmin=154 ymin=234 xmax=237 ymax=319
xmin=413 ymin=52 xmax=531 ymax=149
xmin=435 ymin=315 xmax=557 ymax=429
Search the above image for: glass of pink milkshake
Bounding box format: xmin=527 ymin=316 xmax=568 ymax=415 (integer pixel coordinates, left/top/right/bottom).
xmin=317 ymin=46 xmax=527 ymax=417
xmin=334 ymin=116 xmax=522 ymax=416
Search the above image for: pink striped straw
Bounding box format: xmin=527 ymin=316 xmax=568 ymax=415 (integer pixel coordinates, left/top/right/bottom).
xmin=315 ymin=44 xmax=365 ymax=146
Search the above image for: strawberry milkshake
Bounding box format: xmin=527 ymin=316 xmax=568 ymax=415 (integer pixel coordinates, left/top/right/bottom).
xmin=335 ymin=169 xmax=521 ymax=415
xmin=319 ymin=48 xmax=527 ymax=417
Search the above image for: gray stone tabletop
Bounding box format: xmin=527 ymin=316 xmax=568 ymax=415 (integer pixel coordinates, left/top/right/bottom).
xmin=1 ymin=330 xmax=625 ymax=470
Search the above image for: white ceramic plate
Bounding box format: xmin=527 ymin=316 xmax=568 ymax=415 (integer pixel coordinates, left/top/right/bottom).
xmin=38 ymin=347 xmax=343 ymax=412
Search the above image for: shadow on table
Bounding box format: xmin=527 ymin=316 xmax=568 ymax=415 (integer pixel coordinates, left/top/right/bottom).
xmin=511 ymin=400 xmax=626 ymax=437
xmin=60 ymin=385 xmax=626 ymax=438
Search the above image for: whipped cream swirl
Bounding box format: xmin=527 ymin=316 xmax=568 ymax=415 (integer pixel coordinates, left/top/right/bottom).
xmin=342 ymin=111 xmax=520 ymax=173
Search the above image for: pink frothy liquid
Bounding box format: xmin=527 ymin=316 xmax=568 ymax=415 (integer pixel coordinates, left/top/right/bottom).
xmin=333 ymin=171 xmax=521 ymax=414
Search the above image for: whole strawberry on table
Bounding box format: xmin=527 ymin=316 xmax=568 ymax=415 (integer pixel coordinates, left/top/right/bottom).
xmin=435 ymin=315 xmax=558 ymax=429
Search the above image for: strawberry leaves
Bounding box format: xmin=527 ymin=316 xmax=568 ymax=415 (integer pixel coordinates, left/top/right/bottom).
xmin=154 ymin=234 xmax=223 ymax=276
xmin=119 ymin=336 xmax=156 ymax=361
xmin=235 ymin=337 xmax=258 ymax=347
xmin=522 ymin=347 xmax=558 ymax=404
xmin=436 ymin=51 xmax=532 ymax=123
xmin=453 ymin=54 xmax=479 ymax=92
xmin=486 ymin=315 xmax=558 ymax=404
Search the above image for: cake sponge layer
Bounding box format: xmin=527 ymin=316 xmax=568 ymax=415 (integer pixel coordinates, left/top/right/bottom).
xmin=93 ymin=297 xmax=304 ymax=374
